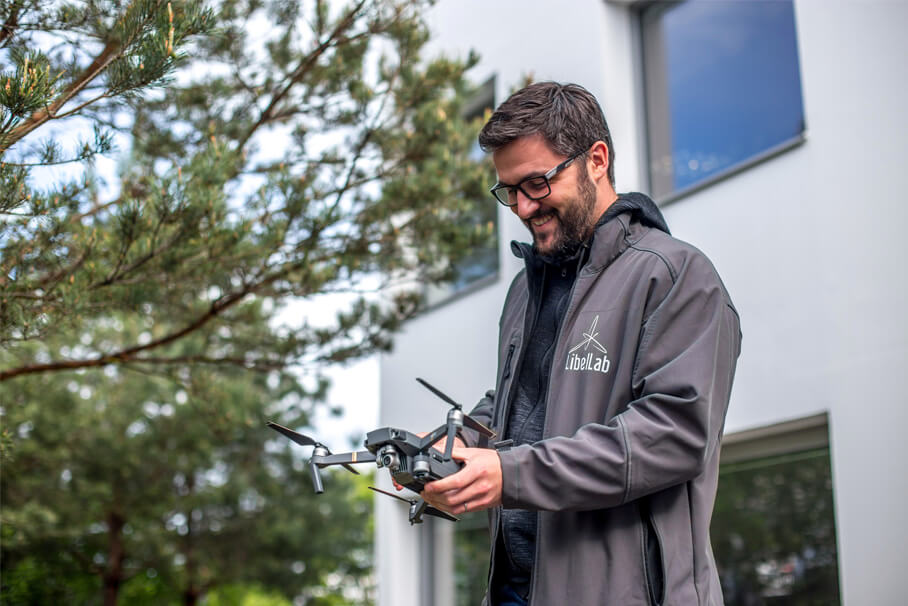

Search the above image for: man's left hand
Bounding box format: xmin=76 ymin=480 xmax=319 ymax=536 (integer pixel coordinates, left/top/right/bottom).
xmin=421 ymin=447 xmax=502 ymax=514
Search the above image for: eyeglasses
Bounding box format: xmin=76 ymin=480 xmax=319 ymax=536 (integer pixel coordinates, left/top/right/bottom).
xmin=489 ymin=153 xmax=582 ymax=207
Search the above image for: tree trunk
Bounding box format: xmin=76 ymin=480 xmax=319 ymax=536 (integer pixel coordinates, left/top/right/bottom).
xmin=183 ymin=586 xmax=201 ymax=606
xmin=103 ymin=511 xmax=126 ymax=606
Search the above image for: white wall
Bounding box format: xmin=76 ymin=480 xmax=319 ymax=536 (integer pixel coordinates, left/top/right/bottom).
xmin=377 ymin=1 xmax=908 ymax=604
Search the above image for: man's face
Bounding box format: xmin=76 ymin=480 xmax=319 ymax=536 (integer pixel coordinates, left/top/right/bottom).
xmin=492 ymin=135 xmax=599 ymax=258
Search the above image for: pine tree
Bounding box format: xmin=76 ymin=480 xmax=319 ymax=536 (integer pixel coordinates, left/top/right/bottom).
xmin=0 ymin=0 xmax=491 ymax=380
xmin=1 ymin=0 xmax=492 ymax=603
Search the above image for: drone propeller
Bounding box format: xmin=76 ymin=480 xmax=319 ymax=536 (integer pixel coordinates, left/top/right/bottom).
xmin=266 ymin=422 xmax=360 ymax=475
xmin=415 ymin=378 xmax=496 ymax=439
xmin=368 ymin=486 xmax=459 ymax=524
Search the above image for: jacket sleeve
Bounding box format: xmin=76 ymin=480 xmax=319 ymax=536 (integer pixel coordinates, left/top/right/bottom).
xmin=460 ymin=390 xmax=496 ymax=448
xmin=498 ymin=254 xmax=741 ymax=511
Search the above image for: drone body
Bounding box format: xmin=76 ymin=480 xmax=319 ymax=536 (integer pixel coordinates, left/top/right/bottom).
xmin=363 ymin=427 xmax=464 ymax=494
xmin=267 ymin=378 xmax=496 ymax=524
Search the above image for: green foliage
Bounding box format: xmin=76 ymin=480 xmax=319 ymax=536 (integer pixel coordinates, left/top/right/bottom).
xmin=1 ymin=318 xmax=375 ymax=604
xmin=205 ymin=583 xmax=292 ymax=606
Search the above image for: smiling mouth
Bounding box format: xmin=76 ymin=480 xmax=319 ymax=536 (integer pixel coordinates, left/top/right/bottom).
xmin=531 ymin=213 xmax=555 ymax=227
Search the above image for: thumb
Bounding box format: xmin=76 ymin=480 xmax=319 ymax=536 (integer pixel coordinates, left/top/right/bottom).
xmin=450 ymin=446 xmax=471 ymax=462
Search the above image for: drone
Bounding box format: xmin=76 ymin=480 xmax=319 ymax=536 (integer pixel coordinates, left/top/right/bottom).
xmin=267 ymin=378 xmax=496 ymax=525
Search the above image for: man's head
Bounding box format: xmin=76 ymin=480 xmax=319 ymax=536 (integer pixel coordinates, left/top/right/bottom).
xmin=479 ymin=82 xmax=617 ymax=258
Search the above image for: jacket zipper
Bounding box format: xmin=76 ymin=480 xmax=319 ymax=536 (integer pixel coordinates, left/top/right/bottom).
xmin=486 ymin=290 xmax=533 ymax=601
xmin=526 ymin=249 xmax=590 ymax=604
xmin=495 ymin=264 xmax=545 ymax=432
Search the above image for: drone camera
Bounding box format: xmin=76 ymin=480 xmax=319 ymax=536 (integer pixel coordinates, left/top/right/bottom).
xmin=377 ymin=445 xmax=400 ymax=472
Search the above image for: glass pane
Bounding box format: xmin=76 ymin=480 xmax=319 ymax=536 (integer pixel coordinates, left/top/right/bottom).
xmin=454 ymin=512 xmax=490 ymax=606
xmin=643 ymin=0 xmax=805 ymax=198
xmin=712 ymin=447 xmax=841 ymax=605
xmin=424 ymin=125 xmax=499 ymax=306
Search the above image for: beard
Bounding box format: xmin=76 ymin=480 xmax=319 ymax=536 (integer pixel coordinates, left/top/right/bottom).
xmin=528 ymin=168 xmax=599 ymax=261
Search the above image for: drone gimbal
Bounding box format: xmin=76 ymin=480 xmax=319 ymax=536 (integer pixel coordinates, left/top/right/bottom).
xmin=267 ymin=378 xmax=496 ymax=524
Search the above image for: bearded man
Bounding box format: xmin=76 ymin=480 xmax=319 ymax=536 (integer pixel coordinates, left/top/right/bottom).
xmin=421 ymin=81 xmax=742 ymax=606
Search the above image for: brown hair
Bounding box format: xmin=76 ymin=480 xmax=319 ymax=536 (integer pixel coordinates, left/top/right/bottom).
xmin=479 ymin=81 xmax=616 ymax=186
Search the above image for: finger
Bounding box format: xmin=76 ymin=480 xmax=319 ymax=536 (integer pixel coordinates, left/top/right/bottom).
xmin=423 ymin=465 xmax=473 ymax=495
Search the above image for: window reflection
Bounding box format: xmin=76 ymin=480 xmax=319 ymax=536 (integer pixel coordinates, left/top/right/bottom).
xmin=712 ymin=447 xmax=841 ymax=605
xmin=642 ymin=0 xmax=806 ymax=199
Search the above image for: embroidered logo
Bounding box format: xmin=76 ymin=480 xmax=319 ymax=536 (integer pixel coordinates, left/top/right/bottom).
xmin=565 ymin=315 xmax=611 ymax=374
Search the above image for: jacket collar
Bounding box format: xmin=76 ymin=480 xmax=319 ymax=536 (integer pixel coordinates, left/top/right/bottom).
xmin=511 ymin=192 xmax=670 ymax=273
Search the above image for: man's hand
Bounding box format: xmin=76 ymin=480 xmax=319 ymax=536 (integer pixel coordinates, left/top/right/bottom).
xmin=391 ymin=433 xmax=466 ymax=491
xmin=420 ymin=447 xmax=502 ymax=514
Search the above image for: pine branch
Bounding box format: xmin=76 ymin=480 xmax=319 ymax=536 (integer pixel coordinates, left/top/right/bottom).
xmin=0 ymin=289 xmax=247 ymax=380
xmin=236 ymin=0 xmax=369 ymax=150
xmin=0 ymin=262 xmax=300 ymax=380
xmin=1 ymin=38 xmax=122 ymax=152
xmin=0 ymin=2 xmax=22 ymax=47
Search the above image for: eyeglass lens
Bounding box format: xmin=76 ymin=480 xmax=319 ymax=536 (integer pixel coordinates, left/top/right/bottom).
xmin=496 ymin=176 xmax=551 ymax=205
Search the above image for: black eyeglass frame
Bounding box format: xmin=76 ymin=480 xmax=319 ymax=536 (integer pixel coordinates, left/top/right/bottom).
xmin=489 ymin=152 xmax=583 ymax=207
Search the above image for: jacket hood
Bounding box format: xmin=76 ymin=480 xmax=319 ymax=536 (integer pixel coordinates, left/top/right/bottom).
xmin=598 ymin=191 xmax=670 ymax=235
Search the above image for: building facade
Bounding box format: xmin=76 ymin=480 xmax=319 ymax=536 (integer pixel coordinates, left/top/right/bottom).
xmin=375 ymin=1 xmax=908 ymax=604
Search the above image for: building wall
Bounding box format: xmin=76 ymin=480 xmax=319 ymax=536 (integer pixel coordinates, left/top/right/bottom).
xmin=377 ymin=1 xmax=908 ymax=604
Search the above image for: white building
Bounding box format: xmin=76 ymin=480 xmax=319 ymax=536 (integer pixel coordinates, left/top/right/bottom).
xmin=375 ymin=1 xmax=908 ymax=605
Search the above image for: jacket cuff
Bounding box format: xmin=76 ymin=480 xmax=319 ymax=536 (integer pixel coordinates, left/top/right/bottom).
xmin=498 ymin=444 xmax=531 ymax=508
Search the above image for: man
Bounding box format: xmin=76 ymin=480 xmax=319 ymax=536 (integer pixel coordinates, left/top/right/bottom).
xmin=420 ymin=82 xmax=741 ymax=605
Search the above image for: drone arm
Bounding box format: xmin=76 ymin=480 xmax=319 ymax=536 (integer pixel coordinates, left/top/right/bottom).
xmin=417 ymin=425 xmax=449 ymax=452
xmin=443 ymin=421 xmax=458 ymax=461
xmin=312 ymin=451 xmax=376 ymax=472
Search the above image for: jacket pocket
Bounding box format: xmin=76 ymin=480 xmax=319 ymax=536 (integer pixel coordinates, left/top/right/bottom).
xmin=640 ymin=502 xmax=665 ymax=606
xmin=494 ymin=342 xmax=517 ymax=430
xmin=501 ymin=342 xmax=516 ymax=381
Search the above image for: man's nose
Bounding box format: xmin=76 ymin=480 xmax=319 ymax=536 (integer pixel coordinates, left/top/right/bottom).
xmin=512 ymin=191 xmax=540 ymax=219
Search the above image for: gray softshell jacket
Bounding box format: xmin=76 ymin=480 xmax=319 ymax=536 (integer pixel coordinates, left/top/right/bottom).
xmin=464 ymin=208 xmax=741 ymax=605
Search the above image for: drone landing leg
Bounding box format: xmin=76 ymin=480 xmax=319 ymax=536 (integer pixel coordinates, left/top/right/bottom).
xmin=409 ymin=499 xmax=429 ymax=525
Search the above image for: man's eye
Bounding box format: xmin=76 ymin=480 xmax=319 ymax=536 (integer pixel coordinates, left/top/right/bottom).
xmin=523 ymin=177 xmax=548 ymax=193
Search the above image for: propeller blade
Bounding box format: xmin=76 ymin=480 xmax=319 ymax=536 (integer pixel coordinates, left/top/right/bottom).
xmin=425 ymin=506 xmax=459 ymax=523
xmin=463 ymin=414 xmax=497 ymax=439
xmin=416 ymin=377 xmax=461 ymax=409
xmin=369 ymin=486 xmax=414 ymax=505
xmin=267 ymin=422 xmax=319 ymax=447
xmin=268 ymin=422 xmax=363 ymax=474
xmin=415 ymin=380 xmax=496 ymax=439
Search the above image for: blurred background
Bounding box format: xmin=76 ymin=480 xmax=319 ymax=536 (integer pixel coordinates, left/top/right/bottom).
xmin=2 ymin=1 xmax=906 ymax=605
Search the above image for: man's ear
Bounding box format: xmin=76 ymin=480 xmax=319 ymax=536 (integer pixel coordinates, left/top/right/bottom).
xmin=586 ymin=140 xmax=610 ymax=183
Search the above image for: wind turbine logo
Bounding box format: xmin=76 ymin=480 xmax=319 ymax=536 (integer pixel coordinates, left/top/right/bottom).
xmin=569 ymin=315 xmax=609 ymax=355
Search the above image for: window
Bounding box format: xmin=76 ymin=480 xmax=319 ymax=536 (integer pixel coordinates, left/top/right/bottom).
xmin=713 ymin=414 xmax=841 ymax=605
xmin=424 ymin=78 xmax=499 ymax=307
xmin=640 ymin=0 xmax=806 ymax=200
xmin=453 ymin=511 xmax=490 ymax=606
